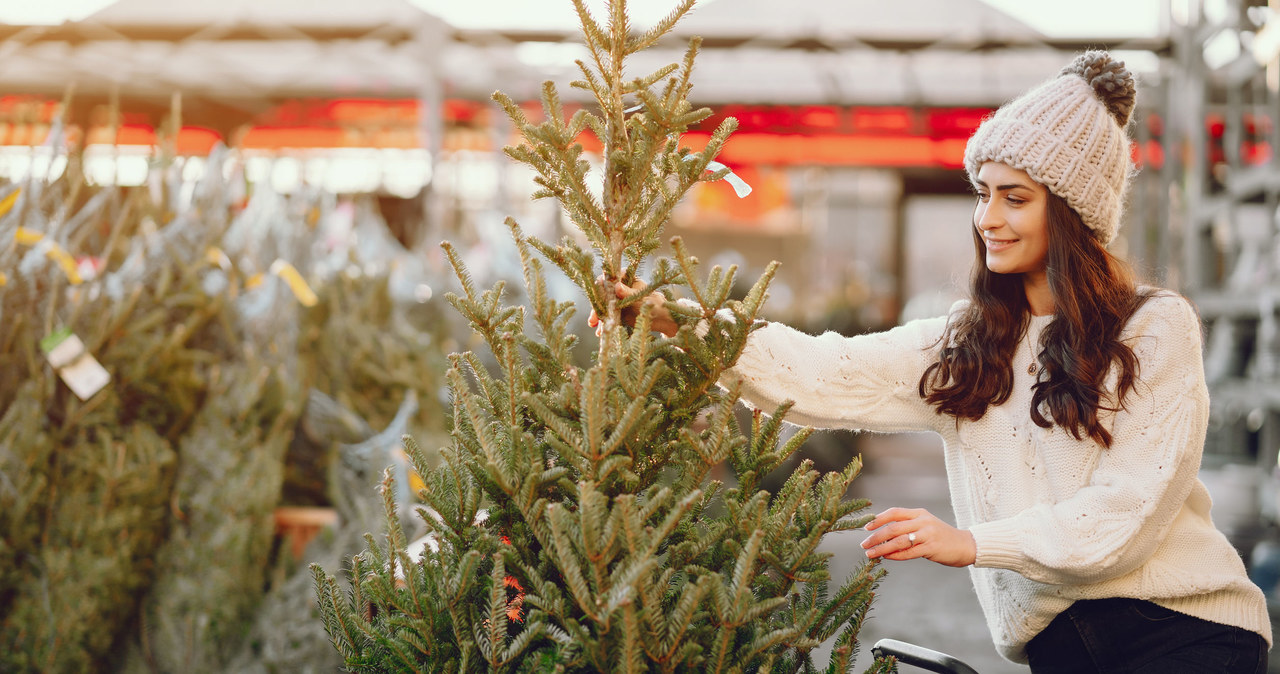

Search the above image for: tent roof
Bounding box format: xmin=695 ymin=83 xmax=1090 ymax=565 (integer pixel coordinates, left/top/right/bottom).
xmin=673 ymin=0 xmax=1042 ymax=44
xmin=85 ymin=0 xmax=433 ymax=29
xmin=0 ymin=0 xmax=1170 ymax=130
xmin=441 ymin=0 xmax=1168 ymax=105
xmin=0 ymin=0 xmax=450 ymax=128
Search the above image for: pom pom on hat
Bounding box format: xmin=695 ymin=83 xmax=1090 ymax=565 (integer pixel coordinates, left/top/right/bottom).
xmin=1060 ymin=51 xmax=1136 ymax=127
xmin=964 ymin=50 xmax=1136 ymax=245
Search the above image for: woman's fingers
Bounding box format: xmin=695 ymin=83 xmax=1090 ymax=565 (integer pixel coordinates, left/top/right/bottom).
xmin=863 ymin=507 xmax=924 ymax=533
xmin=588 ymin=278 xmax=637 ymax=329
xmin=587 ymin=275 xmax=677 ymax=337
xmin=861 ymin=508 xmax=924 ymax=559
xmin=617 ymin=279 xmax=644 ymax=298
xmin=860 ymin=508 xmax=976 ymax=567
xmin=861 ymin=519 xmax=923 ymax=560
xmin=594 ymin=275 xmax=644 ymax=298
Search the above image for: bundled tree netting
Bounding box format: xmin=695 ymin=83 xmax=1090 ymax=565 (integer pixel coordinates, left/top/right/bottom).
xmin=1 ymin=109 xmax=451 ymax=671
xmin=307 ymin=200 xmax=449 ymax=432
xmin=227 ymin=389 xmax=420 ymax=674
xmin=313 ymin=1 xmax=895 ymax=672
xmin=123 ymin=358 xmax=302 ymax=674
xmin=0 ymin=138 xmax=247 ymax=673
xmin=120 ymin=177 xmax=310 ymax=672
xmin=288 ymin=198 xmax=451 ymax=507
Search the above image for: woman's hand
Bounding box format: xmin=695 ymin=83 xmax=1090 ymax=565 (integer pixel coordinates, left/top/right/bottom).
xmin=587 ymin=277 xmax=679 ymax=338
xmin=861 ymin=507 xmax=976 ymax=568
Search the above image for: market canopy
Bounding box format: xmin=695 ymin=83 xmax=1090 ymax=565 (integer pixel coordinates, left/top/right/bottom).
xmin=0 ymin=0 xmax=1171 ymax=130
xmin=446 ymin=0 xmax=1169 ymax=106
xmin=0 ymin=0 xmax=451 ymax=130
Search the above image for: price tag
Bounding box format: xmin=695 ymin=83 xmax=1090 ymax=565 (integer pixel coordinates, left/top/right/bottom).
xmin=46 ymin=245 xmax=83 ymax=285
xmin=0 ymin=188 xmax=20 ymax=218
xmin=15 ymin=228 xmax=83 ymax=285
xmin=205 ymin=247 xmax=231 ymax=271
xmin=683 ymin=156 xmax=753 ymax=197
xmin=270 ymin=259 xmax=318 ymax=307
xmin=40 ymin=328 xmax=111 ymax=400
xmin=15 ymin=227 xmax=43 ymax=246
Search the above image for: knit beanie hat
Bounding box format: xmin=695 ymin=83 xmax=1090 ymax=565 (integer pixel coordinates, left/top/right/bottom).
xmin=964 ymin=51 xmax=1136 ymax=246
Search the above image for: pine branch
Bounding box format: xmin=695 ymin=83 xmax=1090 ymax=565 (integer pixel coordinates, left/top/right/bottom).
xmin=544 ymin=502 xmax=599 ymax=622
xmin=601 ymin=556 xmax=656 ymax=626
xmin=312 ymin=0 xmax=885 ymax=669
xmin=727 ymin=528 xmax=767 ymax=623
xmin=599 ymin=365 xmax=661 ymax=458
xmin=477 ymin=555 xmax=509 ymax=667
xmin=311 ymin=566 xmax=366 ymax=659
xmin=511 ymin=218 xmax=578 ymax=368
xmin=659 ymin=574 xmax=711 ymax=660
xmin=628 ymin=0 xmax=697 ymax=54
xmin=621 ymin=598 xmax=645 ymax=674
xmin=806 ymin=561 xmax=885 ymax=645
xmin=570 ymin=0 xmax=611 ymax=96
xmin=570 ymin=60 xmax=609 ymax=110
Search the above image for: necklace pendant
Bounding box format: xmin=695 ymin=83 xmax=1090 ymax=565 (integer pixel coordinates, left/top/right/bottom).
xmin=1027 ymin=362 xmax=1038 ymax=375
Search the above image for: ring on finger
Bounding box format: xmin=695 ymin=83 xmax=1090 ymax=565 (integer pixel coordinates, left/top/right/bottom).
xmin=907 ymin=532 xmax=917 ymax=545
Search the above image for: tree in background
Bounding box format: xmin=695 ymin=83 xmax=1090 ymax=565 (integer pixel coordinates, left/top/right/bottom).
xmin=313 ymin=0 xmax=893 ymax=671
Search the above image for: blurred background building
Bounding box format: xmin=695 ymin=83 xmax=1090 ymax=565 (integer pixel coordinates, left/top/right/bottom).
xmin=0 ymin=0 xmax=1169 ymax=331
xmin=8 ymin=0 xmax=1280 ymax=671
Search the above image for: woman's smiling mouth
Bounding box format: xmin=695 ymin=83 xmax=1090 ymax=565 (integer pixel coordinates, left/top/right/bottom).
xmin=984 ymin=237 xmax=1018 ymax=252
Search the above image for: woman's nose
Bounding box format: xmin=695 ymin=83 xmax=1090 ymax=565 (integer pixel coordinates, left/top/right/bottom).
xmin=975 ymin=203 xmax=1000 ymax=230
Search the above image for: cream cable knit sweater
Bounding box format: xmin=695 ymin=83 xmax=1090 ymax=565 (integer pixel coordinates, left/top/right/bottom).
xmin=718 ymin=291 xmax=1272 ymax=663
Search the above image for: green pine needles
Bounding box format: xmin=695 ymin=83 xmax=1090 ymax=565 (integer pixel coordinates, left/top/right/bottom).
xmin=311 ymin=1 xmax=893 ymax=672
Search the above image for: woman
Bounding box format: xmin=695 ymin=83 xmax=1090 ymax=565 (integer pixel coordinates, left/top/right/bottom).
xmin=591 ymin=51 xmax=1272 ymax=671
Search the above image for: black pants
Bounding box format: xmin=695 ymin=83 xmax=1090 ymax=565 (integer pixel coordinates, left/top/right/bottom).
xmin=1025 ymin=597 xmax=1268 ymax=673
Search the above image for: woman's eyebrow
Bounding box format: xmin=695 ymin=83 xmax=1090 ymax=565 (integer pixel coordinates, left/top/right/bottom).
xmin=972 ymin=178 xmax=1034 ymax=192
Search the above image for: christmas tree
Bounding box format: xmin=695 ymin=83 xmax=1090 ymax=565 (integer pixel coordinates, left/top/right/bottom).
xmin=313 ymin=1 xmax=893 ymax=671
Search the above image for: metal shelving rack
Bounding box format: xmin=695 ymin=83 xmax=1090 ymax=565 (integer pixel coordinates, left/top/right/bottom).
xmin=1155 ymin=1 xmax=1280 ymax=576
xmin=1160 ymin=0 xmax=1280 ymax=465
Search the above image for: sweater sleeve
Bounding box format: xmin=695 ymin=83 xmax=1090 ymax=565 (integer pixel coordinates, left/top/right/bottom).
xmin=969 ymin=293 xmax=1210 ymax=585
xmin=717 ymin=312 xmax=950 ymax=433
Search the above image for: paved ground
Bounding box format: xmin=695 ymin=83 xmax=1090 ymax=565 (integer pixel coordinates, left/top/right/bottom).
xmin=812 ymin=431 xmax=1030 ymax=674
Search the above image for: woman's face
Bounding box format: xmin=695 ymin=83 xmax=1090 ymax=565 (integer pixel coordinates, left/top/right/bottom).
xmin=972 ymin=162 xmax=1050 ymax=278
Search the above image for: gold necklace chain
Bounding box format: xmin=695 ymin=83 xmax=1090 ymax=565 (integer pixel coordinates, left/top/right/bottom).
xmin=1027 ymin=331 xmax=1039 ymax=376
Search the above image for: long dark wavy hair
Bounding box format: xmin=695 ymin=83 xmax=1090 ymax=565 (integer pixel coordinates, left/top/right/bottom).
xmin=918 ymin=192 xmax=1155 ymax=447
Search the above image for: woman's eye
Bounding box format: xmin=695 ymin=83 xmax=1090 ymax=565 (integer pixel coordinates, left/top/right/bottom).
xmin=1006 ymin=196 xmax=1025 ymax=205
xmin=975 ymin=193 xmax=990 ymax=202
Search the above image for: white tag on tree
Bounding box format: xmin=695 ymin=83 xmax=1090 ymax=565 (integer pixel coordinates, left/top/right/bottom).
xmin=40 ymin=329 xmax=111 ymax=400
xmin=705 ymin=160 xmax=753 ymax=198
xmin=682 ymin=155 xmax=753 ymax=198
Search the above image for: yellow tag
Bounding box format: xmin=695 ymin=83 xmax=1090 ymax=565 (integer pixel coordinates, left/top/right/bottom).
xmin=14 ymin=227 xmax=42 ymax=246
xmin=13 ymin=228 xmax=81 ymax=284
xmin=0 ymin=271 xmax=7 ymax=286
xmin=47 ymin=245 xmax=83 ymax=285
xmin=393 ymin=446 xmax=427 ymax=494
xmin=270 ymin=259 xmax=318 ymax=307
xmin=245 ymin=273 xmax=264 ymax=290
xmin=0 ymin=189 xmax=20 ymax=219
xmin=205 ymin=247 xmax=231 ymax=270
